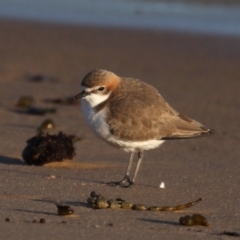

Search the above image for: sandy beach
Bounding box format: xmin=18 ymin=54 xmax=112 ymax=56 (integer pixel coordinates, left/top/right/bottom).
xmin=0 ymin=18 xmax=240 ymax=239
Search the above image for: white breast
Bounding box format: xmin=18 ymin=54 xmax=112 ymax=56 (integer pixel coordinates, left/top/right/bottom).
xmin=81 ymin=99 xmax=111 ymax=140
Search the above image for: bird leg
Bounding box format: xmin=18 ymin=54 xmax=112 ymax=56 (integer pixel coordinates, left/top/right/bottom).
xmin=108 ymin=150 xmax=144 ymax=188
xmin=108 ymin=152 xmax=135 ymax=188
xmin=132 ymin=150 xmax=143 ymax=184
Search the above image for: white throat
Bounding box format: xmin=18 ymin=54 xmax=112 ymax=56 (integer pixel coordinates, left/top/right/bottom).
xmin=84 ymin=93 xmax=110 ymax=108
xmin=83 ymin=89 xmax=110 ymax=108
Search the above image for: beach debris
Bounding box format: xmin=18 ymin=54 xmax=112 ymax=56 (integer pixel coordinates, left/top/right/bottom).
xmin=32 ymin=219 xmax=46 ymax=223
xmin=37 ymin=119 xmax=56 ymax=132
xmin=106 ymin=223 xmax=114 ymax=227
xmin=15 ymin=96 xmax=34 ymax=108
xmin=27 ymin=74 xmax=57 ymax=83
xmin=159 ymin=182 xmax=165 ymax=189
xmin=15 ymin=96 xmax=57 ymax=115
xmin=22 ymin=132 xmax=75 ymax=165
xmin=15 ymin=106 xmax=57 ymax=115
xmin=32 ymin=219 xmax=46 ymax=224
xmin=87 ymin=191 xmax=202 ymax=211
xmin=39 ymin=218 xmax=46 ymax=223
xmin=5 ymin=218 xmax=10 ymax=222
xmin=179 ymin=214 xmax=209 ymax=227
xmin=44 ymin=97 xmax=79 ymax=105
xmin=25 ymin=106 xmax=56 ymax=115
xmin=57 ymin=204 xmax=74 ymax=216
xmin=221 ymin=231 xmax=240 ymax=237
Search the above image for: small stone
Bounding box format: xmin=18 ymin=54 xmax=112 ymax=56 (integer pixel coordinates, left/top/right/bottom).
xmin=39 ymin=218 xmax=45 ymax=223
xmin=57 ymin=205 xmax=74 ymax=216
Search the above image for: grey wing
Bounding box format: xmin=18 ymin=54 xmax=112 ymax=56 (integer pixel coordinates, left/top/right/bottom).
xmin=107 ymin=95 xmax=212 ymax=141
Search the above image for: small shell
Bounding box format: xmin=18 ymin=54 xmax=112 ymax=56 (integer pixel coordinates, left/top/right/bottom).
xmin=159 ymin=182 xmax=165 ymax=189
xmin=132 ymin=204 xmax=148 ymax=211
xmin=37 ymin=119 xmax=55 ymax=132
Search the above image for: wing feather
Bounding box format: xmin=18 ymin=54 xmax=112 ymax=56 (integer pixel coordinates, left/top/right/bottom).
xmin=106 ymin=78 xmax=212 ymax=141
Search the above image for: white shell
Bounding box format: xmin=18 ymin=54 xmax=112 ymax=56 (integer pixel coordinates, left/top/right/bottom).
xmin=159 ymin=182 xmax=165 ymax=189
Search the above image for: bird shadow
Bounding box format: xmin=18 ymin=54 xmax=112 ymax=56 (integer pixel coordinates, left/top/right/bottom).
xmin=0 ymin=155 xmax=25 ymax=165
xmin=138 ymin=218 xmax=179 ymax=226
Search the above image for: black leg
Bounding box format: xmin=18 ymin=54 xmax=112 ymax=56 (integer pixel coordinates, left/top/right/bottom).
xmin=107 ymin=175 xmax=133 ymax=188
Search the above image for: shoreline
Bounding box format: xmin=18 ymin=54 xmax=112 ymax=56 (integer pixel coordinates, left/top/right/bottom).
xmin=1 ymin=0 xmax=240 ymax=36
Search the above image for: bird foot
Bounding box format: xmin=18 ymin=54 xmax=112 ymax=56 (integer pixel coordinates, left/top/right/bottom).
xmin=107 ymin=176 xmax=133 ymax=188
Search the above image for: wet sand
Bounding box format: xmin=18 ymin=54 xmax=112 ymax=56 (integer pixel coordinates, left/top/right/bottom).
xmin=0 ymin=18 xmax=240 ymax=239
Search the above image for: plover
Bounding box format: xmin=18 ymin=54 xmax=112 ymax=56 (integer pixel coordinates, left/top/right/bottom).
xmin=73 ymin=69 xmax=213 ymax=187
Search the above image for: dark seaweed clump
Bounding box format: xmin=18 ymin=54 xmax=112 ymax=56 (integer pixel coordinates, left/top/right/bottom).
xmin=22 ymin=132 xmax=75 ymax=165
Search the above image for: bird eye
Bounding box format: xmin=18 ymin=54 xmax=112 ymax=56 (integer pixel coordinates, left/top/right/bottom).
xmin=98 ymin=87 xmax=105 ymax=91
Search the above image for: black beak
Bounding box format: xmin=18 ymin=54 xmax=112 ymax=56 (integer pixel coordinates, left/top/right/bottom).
xmin=72 ymin=90 xmax=89 ymax=100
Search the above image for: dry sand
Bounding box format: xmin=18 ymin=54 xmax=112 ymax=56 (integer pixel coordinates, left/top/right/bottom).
xmin=0 ymin=18 xmax=240 ymax=239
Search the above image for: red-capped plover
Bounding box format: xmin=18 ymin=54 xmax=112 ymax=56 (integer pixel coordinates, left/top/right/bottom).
xmin=73 ymin=69 xmax=213 ymax=187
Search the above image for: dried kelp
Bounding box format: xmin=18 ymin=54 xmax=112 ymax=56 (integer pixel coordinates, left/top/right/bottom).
xmin=22 ymin=132 xmax=75 ymax=165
